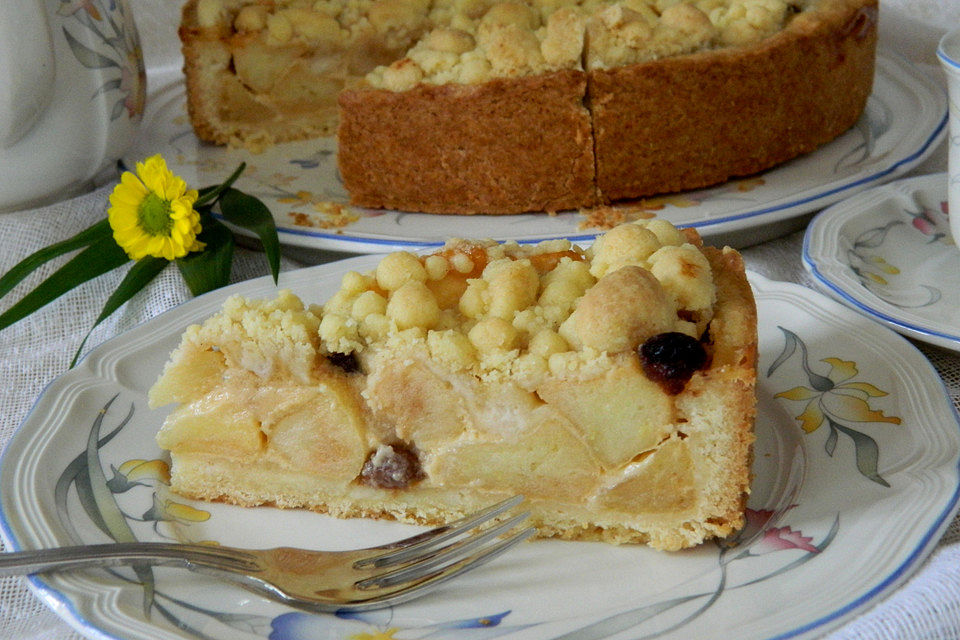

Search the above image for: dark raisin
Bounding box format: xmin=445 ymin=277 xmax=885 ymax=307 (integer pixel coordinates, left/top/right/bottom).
xmin=639 ymin=332 xmax=708 ymax=395
xmin=359 ymin=443 xmax=424 ymax=489
xmin=326 ymin=351 xmax=360 ymax=373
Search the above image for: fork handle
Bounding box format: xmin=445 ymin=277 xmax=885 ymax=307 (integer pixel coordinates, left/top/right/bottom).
xmin=0 ymin=542 xmax=259 ymax=576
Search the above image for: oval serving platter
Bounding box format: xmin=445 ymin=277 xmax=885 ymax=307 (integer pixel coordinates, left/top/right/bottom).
xmin=125 ymin=52 xmax=946 ymax=254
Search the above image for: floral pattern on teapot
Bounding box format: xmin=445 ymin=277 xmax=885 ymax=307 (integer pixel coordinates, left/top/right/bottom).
xmin=56 ymin=0 xmax=145 ymax=120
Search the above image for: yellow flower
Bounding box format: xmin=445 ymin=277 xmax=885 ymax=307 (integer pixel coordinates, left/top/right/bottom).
xmin=106 ymin=458 xmax=171 ymax=493
xmin=143 ymin=493 xmax=211 ymax=524
xmin=775 ymin=357 xmax=901 ymax=433
xmin=108 ymin=155 xmax=204 ymax=260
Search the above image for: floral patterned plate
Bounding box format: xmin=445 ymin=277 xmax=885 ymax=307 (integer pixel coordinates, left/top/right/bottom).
xmin=803 ymin=173 xmax=960 ymax=353
xmin=123 ymin=52 xmax=945 ymax=254
xmin=1 ymin=265 xmax=958 ymax=640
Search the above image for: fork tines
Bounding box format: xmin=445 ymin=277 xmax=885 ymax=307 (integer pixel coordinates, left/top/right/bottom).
xmin=354 ymin=495 xmax=534 ymax=599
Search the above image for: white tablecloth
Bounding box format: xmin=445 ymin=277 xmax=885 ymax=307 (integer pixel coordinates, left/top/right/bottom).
xmin=1 ymin=1 xmax=959 ymax=638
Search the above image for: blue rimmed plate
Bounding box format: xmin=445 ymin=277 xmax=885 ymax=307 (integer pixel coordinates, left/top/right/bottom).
xmin=1 ymin=262 xmax=958 ymax=640
xmin=803 ymin=172 xmax=960 ymax=353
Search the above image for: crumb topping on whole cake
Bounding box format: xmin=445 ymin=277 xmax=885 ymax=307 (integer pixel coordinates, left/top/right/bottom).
xmin=374 ymin=0 xmax=806 ymax=87
xmin=192 ymin=0 xmax=809 ymax=93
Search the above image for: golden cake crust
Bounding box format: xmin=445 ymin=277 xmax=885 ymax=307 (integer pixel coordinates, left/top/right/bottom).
xmin=590 ymin=0 xmax=878 ymax=201
xmin=337 ymin=69 xmax=597 ymax=214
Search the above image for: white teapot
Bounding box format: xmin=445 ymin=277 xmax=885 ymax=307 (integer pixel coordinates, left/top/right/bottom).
xmin=0 ymin=0 xmax=145 ymax=212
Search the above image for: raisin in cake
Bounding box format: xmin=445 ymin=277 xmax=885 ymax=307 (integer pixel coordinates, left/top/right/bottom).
xmin=179 ymin=0 xmax=876 ymax=213
xmin=149 ymin=220 xmax=757 ymax=550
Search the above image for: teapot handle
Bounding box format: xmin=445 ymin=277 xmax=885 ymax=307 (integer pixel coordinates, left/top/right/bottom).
xmin=0 ymin=0 xmax=56 ymax=149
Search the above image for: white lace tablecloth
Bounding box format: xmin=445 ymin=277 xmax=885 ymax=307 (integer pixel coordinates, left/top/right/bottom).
xmin=1 ymin=1 xmax=959 ymax=638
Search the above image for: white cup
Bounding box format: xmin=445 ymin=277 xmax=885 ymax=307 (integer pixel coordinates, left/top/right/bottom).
xmin=938 ymin=28 xmax=960 ymax=245
xmin=0 ymin=0 xmax=145 ymax=213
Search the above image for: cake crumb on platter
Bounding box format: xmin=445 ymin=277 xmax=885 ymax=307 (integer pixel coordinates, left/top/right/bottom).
xmin=289 ymin=201 xmax=361 ymax=229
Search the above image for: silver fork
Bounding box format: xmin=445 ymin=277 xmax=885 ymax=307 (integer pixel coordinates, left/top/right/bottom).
xmin=0 ymin=495 xmax=533 ymax=612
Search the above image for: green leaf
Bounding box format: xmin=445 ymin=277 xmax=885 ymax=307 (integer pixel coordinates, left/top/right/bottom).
xmin=82 ymin=395 xmax=159 ymax=617
xmin=0 ymin=235 xmax=128 ymax=333
xmin=63 ymin=27 xmax=118 ymax=69
xmin=219 ymin=187 xmax=281 ymax=284
xmin=84 ymin=401 xmax=139 ymax=544
xmin=194 ymin=162 xmax=246 ymax=208
xmin=769 ymin=326 xmax=834 ymax=392
xmin=0 ymin=219 xmax=111 ymax=300
xmin=824 ymin=422 xmax=838 ymax=457
xmin=831 ymin=419 xmax=891 ymax=487
xmin=54 ymin=395 xmax=130 ymax=543
xmin=71 ymin=257 xmax=169 ymax=367
xmin=176 ymin=216 xmax=234 ymax=296
xmin=766 ymin=326 xmax=799 ymax=378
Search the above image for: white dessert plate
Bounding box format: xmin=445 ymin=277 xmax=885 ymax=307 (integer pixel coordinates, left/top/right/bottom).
xmin=124 ymin=52 xmax=945 ymax=255
xmin=803 ymin=173 xmax=960 ymax=353
xmin=2 ymin=265 xmax=958 ymax=640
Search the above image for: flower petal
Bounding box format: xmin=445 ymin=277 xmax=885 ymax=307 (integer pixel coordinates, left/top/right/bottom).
xmin=822 ymin=393 xmax=901 ymax=425
xmin=118 ymin=459 xmax=171 ymax=483
xmin=837 ymin=381 xmax=889 ymax=398
xmin=162 ymin=500 xmax=211 ymax=523
xmin=822 ymin=357 xmax=857 ymax=383
xmin=756 ymin=526 xmax=819 ymax=554
xmin=775 ymin=386 xmax=818 ymax=401
xmin=796 ymin=400 xmax=825 ymax=433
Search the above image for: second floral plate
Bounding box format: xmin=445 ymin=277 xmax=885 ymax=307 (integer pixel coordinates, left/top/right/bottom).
xmin=1 ymin=265 xmax=958 ymax=640
xmin=803 ymin=172 xmax=960 ymax=353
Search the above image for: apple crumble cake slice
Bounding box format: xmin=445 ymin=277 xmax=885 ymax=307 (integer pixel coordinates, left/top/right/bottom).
xmin=149 ymin=220 xmax=757 ymax=550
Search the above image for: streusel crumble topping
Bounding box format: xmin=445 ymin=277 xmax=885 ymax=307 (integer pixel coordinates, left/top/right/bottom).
xmin=194 ymin=0 xmax=809 ymax=92
xmin=315 ymin=219 xmax=716 ymax=388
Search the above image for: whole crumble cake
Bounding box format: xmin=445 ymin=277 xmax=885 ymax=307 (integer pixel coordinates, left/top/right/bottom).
xmin=179 ymin=0 xmax=877 ymax=213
